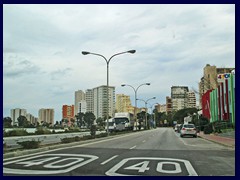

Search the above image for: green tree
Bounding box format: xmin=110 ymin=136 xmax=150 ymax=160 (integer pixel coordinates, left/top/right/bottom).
xmin=96 ymin=117 xmax=105 ymax=127
xmin=84 ymin=112 xmax=96 ymax=128
xmin=70 ymin=118 xmax=75 ymax=126
xmin=17 ymin=116 xmax=29 ymax=127
xmin=172 ymin=108 xmax=198 ymax=124
xmin=75 ymin=112 xmax=84 ymax=127
xmin=3 ymin=117 xmax=12 ymax=128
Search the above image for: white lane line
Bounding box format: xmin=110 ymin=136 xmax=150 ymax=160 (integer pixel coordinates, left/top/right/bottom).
xmin=142 ymin=140 xmax=146 ymax=143
xmin=130 ymin=145 xmax=136 ymax=149
xmin=101 ymin=155 xmax=119 ymax=165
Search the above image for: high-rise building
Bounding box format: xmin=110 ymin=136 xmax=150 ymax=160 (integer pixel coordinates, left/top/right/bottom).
xmin=10 ymin=108 xmax=27 ymax=126
xmin=78 ymin=100 xmax=87 ymax=114
xmin=74 ymin=90 xmax=85 ymax=116
xmin=187 ymin=91 xmax=196 ymax=108
xmin=26 ymin=113 xmax=37 ymax=125
xmin=93 ymin=85 xmax=115 ymax=118
xmin=198 ymin=64 xmax=234 ymax=109
xmin=166 ymin=96 xmax=172 ymax=115
xmin=171 ymin=86 xmax=189 ymax=111
xmin=155 ymin=104 xmax=166 ymax=113
xmin=62 ymin=105 xmax=74 ymax=120
xmin=115 ymin=94 xmax=132 ymax=113
xmin=38 ymin=108 xmax=54 ymax=125
xmin=86 ymin=89 xmax=94 ymax=113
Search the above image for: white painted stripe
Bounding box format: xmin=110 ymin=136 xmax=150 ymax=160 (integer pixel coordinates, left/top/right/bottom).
xmin=130 ymin=145 xmax=136 ymax=149
xmin=142 ymin=140 xmax=146 ymax=143
xmin=100 ymin=155 xmax=118 ymax=165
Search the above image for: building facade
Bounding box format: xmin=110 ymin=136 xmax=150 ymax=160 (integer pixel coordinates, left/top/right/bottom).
xmin=74 ymin=90 xmax=85 ymax=116
xmin=26 ymin=113 xmax=38 ymax=125
xmin=115 ymin=94 xmax=132 ymax=113
xmin=38 ymin=108 xmax=54 ymax=125
xmin=166 ymin=96 xmax=172 ymax=115
xmin=198 ymin=64 xmax=234 ymax=109
xmin=62 ymin=105 xmax=74 ymax=120
xmin=187 ymin=91 xmax=196 ymax=108
xmin=171 ymin=86 xmax=189 ymax=111
xmin=93 ymin=85 xmax=115 ymax=118
xmin=86 ymin=89 xmax=94 ymax=113
xmin=10 ymin=108 xmax=27 ymax=126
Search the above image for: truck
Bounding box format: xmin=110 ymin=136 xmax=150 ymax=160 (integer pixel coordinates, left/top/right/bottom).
xmin=105 ymin=118 xmax=116 ymax=132
xmin=114 ymin=112 xmax=134 ymax=131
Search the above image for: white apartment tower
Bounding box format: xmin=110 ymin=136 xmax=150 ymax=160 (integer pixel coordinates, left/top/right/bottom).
xmin=86 ymin=89 xmax=94 ymax=113
xmin=93 ymin=85 xmax=115 ymax=118
xmin=75 ymin=90 xmax=85 ymax=116
xmin=10 ymin=108 xmax=27 ymax=126
xmin=38 ymin=108 xmax=54 ymax=125
xmin=78 ymin=100 xmax=87 ymax=114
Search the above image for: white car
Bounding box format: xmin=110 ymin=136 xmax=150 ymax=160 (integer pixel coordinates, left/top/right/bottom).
xmin=180 ymin=124 xmax=197 ymax=138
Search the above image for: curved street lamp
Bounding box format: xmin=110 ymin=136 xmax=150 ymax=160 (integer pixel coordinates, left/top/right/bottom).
xmin=121 ymin=83 xmax=150 ymax=130
xmin=137 ymin=97 xmax=156 ymax=129
xmin=82 ymin=50 xmax=136 ymax=135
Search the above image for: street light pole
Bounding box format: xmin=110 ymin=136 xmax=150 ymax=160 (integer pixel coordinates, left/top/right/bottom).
xmin=149 ymin=103 xmax=159 ymax=128
xmin=82 ymin=50 xmax=136 ymax=135
xmin=137 ymin=97 xmax=156 ymax=129
xmin=121 ymin=83 xmax=150 ymax=130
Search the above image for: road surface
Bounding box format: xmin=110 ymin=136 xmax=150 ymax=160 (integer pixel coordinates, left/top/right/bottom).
xmin=3 ymin=128 xmax=235 ymax=176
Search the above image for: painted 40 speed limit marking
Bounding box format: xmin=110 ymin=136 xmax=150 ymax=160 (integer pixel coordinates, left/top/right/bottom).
xmin=3 ymin=154 xmax=98 ymax=175
xmin=105 ymin=157 xmax=198 ymax=176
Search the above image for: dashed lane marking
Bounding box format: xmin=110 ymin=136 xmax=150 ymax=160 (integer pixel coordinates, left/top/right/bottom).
xmin=101 ymin=155 xmax=119 ymax=165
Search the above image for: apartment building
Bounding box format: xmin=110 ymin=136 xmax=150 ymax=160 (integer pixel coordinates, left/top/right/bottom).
xmin=86 ymin=89 xmax=94 ymax=113
xmin=10 ymin=108 xmax=27 ymax=126
xmin=93 ymin=85 xmax=115 ymax=118
xmin=187 ymin=91 xmax=196 ymax=108
xmin=166 ymin=96 xmax=172 ymax=115
xmin=62 ymin=105 xmax=74 ymax=120
xmin=38 ymin=108 xmax=54 ymax=125
xmin=171 ymin=86 xmax=189 ymax=111
xmin=198 ymin=64 xmax=234 ymax=109
xmin=26 ymin=113 xmax=38 ymax=125
xmin=116 ymin=94 xmax=132 ymax=113
xmin=74 ymin=90 xmax=85 ymax=116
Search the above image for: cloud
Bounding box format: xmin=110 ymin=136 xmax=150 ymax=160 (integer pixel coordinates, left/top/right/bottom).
xmin=3 ymin=4 xmax=235 ymax=121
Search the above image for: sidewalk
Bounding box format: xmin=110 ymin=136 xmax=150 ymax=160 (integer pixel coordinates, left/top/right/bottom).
xmin=198 ymin=131 xmax=235 ymax=148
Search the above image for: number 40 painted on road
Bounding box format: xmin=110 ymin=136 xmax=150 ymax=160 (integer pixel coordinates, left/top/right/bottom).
xmin=105 ymin=157 xmax=198 ymax=176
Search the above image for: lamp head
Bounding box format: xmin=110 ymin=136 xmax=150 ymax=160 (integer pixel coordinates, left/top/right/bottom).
xmin=82 ymin=51 xmax=90 ymax=55
xmin=128 ymin=50 xmax=136 ymax=54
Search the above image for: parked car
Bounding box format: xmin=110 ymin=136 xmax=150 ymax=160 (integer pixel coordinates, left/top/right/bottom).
xmin=180 ymin=124 xmax=197 ymax=138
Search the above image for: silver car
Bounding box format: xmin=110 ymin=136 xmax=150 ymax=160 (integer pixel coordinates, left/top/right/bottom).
xmin=180 ymin=124 xmax=197 ymax=138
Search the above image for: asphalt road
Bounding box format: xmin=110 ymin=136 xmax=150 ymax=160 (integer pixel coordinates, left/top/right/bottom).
xmin=3 ymin=128 xmax=235 ymax=176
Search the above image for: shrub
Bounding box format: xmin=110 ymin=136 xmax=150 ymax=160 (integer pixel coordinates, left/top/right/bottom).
xmin=7 ymin=129 xmax=28 ymax=136
xmin=61 ymin=136 xmax=81 ymax=143
xmin=17 ymin=140 xmax=41 ymax=149
xmin=35 ymin=127 xmax=52 ymax=135
xmin=203 ymin=124 xmax=213 ymax=134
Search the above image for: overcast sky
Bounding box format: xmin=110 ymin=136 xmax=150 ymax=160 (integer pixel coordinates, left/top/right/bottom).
xmin=3 ymin=4 xmax=235 ymax=121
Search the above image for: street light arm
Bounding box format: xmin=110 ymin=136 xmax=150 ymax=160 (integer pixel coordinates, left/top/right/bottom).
xmin=136 ymin=83 xmax=151 ymax=92
xmin=83 ymin=52 xmax=108 ymax=64
xmin=121 ymin=84 xmax=136 ymax=92
xmin=108 ymin=50 xmax=136 ymax=63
